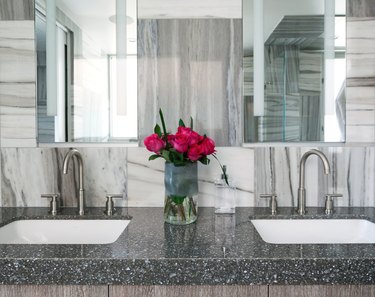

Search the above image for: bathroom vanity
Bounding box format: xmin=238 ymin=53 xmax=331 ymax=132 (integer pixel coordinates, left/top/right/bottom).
xmin=0 ymin=207 xmax=375 ymax=296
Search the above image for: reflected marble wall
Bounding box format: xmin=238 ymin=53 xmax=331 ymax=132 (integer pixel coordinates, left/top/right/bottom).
xmin=0 ymin=0 xmax=33 ymax=20
xmin=138 ymin=19 xmax=243 ymax=146
xmin=346 ymin=0 xmax=375 ymax=142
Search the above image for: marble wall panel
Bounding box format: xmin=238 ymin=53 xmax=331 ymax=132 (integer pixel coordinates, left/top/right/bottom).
xmin=0 ymin=83 xmax=36 ymax=147
xmin=255 ymin=147 xmax=375 ymax=207
xmin=346 ymin=17 xmax=375 ymax=142
xmin=138 ymin=19 xmax=243 ymax=146
xmin=0 ymin=21 xmax=35 ymax=83
xmin=0 ymin=148 xmax=127 ymax=207
xmin=347 ymin=0 xmax=375 ymax=17
xmin=127 ymin=147 xmax=254 ymax=207
xmin=0 ymin=0 xmax=34 ymax=20
xmin=0 ymin=20 xmax=36 ymax=147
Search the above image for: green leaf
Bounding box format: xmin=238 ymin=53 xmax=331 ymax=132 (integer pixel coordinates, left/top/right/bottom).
xmin=190 ymin=116 xmax=194 ymax=130
xmin=176 ymin=151 xmax=184 ymax=160
xmin=179 ymin=119 xmax=186 ymax=127
xmin=170 ymin=195 xmax=186 ymax=205
xmin=199 ymin=156 xmax=210 ymax=165
xmin=159 ymin=109 xmax=168 ymax=137
xmin=212 ymin=154 xmax=229 ymax=186
xmin=161 ymin=150 xmax=171 ymax=162
xmin=154 ymin=124 xmax=162 ymax=137
xmin=148 ymin=154 xmax=161 ymax=161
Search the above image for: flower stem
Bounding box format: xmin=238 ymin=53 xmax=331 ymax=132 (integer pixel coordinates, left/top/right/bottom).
xmin=212 ymin=154 xmax=229 ymax=186
xmin=159 ymin=109 xmax=168 ymax=144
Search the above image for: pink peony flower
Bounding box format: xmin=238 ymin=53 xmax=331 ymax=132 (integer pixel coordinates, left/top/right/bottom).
xmin=177 ymin=126 xmax=203 ymax=146
xmin=187 ymin=144 xmax=203 ymax=161
xmin=200 ymin=136 xmax=216 ymax=156
xmin=189 ymin=130 xmax=203 ymax=146
xmin=177 ymin=126 xmax=192 ymax=136
xmin=170 ymin=133 xmax=190 ymax=153
xmin=144 ymin=134 xmax=166 ymax=153
xmin=167 ymin=134 xmax=175 ymax=143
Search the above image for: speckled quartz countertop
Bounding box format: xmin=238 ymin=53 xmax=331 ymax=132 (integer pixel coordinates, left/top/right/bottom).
xmin=0 ymin=207 xmax=375 ymax=285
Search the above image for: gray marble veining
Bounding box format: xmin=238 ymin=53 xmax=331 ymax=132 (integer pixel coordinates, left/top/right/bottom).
xmin=2 ymin=146 xmax=375 ymax=208
xmin=347 ymin=0 xmax=375 ymax=17
xmin=0 ymin=19 xmax=36 ymax=147
xmin=346 ymin=17 xmax=375 ymax=142
xmin=0 ymin=0 xmax=34 ymax=20
xmin=0 ymin=147 xmax=254 ymax=207
xmin=138 ymin=19 xmax=243 ymax=146
xmin=255 ymin=147 xmax=375 ymax=208
xmin=0 ymin=148 xmax=127 ymax=207
xmin=250 ymin=46 xmax=324 ymax=142
xmin=126 ymin=147 xmax=254 ymax=207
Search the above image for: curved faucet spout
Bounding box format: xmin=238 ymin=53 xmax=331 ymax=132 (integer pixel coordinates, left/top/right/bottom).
xmin=297 ymin=149 xmax=330 ymax=215
xmin=63 ymin=148 xmax=85 ymax=215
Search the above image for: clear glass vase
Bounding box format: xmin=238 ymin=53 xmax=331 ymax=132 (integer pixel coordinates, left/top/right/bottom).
xmin=164 ymin=162 xmax=198 ymax=225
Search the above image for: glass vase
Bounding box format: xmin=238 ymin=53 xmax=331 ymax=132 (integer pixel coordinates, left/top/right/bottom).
xmin=164 ymin=162 xmax=198 ymax=225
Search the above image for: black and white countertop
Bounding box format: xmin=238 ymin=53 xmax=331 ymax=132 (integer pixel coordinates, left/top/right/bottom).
xmin=0 ymin=207 xmax=374 ymax=285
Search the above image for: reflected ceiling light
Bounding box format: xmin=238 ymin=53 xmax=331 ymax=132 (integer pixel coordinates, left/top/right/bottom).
xmin=109 ymin=15 xmax=134 ymax=24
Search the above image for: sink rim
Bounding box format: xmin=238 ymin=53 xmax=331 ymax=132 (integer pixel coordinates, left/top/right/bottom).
xmin=0 ymin=218 xmax=131 ymax=245
xmin=251 ymin=218 xmax=375 ymax=245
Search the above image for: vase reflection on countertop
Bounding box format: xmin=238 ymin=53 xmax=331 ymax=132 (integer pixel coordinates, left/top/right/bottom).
xmin=215 ymin=214 xmax=236 ymax=257
xmin=164 ymin=221 xmax=198 ymax=258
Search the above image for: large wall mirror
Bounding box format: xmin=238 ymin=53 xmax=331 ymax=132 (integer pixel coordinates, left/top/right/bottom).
xmin=243 ymin=0 xmax=346 ymax=143
xmin=36 ymin=0 xmax=243 ymax=146
xmin=35 ymin=0 xmax=137 ymax=144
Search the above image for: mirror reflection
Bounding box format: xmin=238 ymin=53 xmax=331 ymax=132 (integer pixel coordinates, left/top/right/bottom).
xmin=243 ymin=0 xmax=346 ymax=142
xmin=36 ymin=0 xmax=137 ymax=143
xmin=137 ymin=0 xmax=243 ymax=147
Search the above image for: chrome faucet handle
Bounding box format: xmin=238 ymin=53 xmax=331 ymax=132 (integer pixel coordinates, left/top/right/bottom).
xmin=260 ymin=194 xmax=278 ymax=215
xmin=105 ymin=194 xmax=124 ymax=216
xmin=41 ymin=194 xmax=60 ymax=215
xmin=324 ymin=194 xmax=343 ymax=215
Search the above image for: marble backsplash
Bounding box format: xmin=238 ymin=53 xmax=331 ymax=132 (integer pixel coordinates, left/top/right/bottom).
xmin=255 ymin=146 xmax=375 ymax=208
xmin=0 ymin=147 xmax=254 ymax=208
xmin=1 ymin=146 xmax=375 ymax=209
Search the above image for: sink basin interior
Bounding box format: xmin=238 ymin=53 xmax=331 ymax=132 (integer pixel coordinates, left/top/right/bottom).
xmin=251 ymin=219 xmax=375 ymax=244
xmin=0 ymin=219 xmax=130 ymax=244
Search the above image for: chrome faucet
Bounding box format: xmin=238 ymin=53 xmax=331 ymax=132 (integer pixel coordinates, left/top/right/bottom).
xmin=297 ymin=149 xmax=330 ymax=215
xmin=63 ymin=148 xmax=85 ymax=215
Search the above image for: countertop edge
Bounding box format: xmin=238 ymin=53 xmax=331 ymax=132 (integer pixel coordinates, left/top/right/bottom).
xmin=0 ymin=257 xmax=374 ymax=285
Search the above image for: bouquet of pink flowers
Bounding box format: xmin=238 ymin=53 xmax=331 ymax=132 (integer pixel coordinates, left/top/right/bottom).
xmin=144 ymin=109 xmax=226 ymax=177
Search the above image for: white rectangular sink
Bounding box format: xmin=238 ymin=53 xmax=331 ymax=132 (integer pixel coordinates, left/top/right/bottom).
xmin=251 ymin=219 xmax=375 ymax=244
xmin=0 ymin=219 xmax=130 ymax=244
